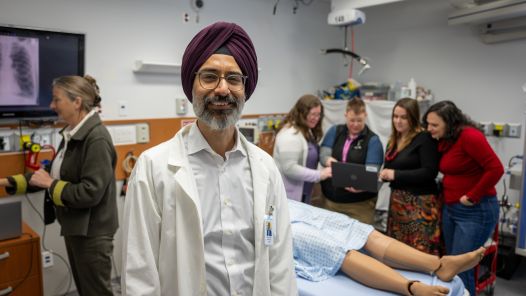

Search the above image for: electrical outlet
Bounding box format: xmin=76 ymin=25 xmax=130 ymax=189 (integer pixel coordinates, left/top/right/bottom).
xmin=119 ymin=100 xmax=128 ymax=117
xmin=33 ymin=128 xmax=55 ymax=147
xmin=136 ymin=123 xmax=150 ymax=144
xmin=40 ymin=134 xmax=52 ymax=146
xmin=32 ymin=133 xmax=52 ymax=147
xmin=42 ymin=251 xmax=53 ymax=268
xmin=507 ymin=123 xmax=521 ymax=138
xmin=176 ymin=98 xmax=187 ymax=115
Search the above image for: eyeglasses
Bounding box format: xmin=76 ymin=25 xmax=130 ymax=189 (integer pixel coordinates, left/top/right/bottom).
xmin=196 ymin=71 xmax=248 ymax=91
xmin=307 ymin=112 xmax=321 ymax=119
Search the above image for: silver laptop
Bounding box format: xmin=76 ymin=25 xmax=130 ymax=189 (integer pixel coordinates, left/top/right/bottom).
xmin=331 ymin=162 xmax=382 ymax=193
xmin=0 ymin=197 xmax=22 ymax=241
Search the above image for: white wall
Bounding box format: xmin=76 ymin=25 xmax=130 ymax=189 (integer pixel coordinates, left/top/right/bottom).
xmin=1 ymin=0 xmax=346 ymax=119
xmin=354 ymin=0 xmax=526 ymax=203
xmin=1 ymin=0 xmax=346 ymax=295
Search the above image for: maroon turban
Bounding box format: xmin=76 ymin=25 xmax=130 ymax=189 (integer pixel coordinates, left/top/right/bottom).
xmin=181 ymin=21 xmax=258 ymax=102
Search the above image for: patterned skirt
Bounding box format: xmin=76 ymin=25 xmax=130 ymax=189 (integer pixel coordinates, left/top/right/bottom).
xmin=387 ymin=189 xmax=442 ymax=256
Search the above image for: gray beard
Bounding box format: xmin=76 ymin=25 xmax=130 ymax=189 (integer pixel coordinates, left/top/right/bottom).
xmin=192 ymin=95 xmax=245 ymax=130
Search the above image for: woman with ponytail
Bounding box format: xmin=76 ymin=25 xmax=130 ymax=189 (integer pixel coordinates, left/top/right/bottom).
xmin=0 ymin=75 xmax=117 ymax=295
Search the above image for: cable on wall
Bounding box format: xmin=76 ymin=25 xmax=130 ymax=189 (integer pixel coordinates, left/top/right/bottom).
xmin=190 ymin=0 xmax=204 ymax=23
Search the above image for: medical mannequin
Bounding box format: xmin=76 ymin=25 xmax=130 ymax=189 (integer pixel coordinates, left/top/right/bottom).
xmin=290 ymin=200 xmax=484 ymax=296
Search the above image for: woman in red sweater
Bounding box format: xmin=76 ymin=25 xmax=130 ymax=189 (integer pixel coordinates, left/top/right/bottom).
xmin=423 ymin=100 xmax=503 ymax=296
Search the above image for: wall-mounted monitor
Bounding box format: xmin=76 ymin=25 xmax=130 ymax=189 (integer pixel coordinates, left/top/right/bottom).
xmin=0 ymin=25 xmax=85 ymax=122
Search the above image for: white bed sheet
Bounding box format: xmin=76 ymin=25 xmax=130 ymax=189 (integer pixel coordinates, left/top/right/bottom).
xmin=298 ymin=270 xmax=466 ymax=296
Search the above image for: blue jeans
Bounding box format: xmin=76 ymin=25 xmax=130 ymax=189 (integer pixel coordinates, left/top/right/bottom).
xmin=442 ymin=196 xmax=499 ymax=296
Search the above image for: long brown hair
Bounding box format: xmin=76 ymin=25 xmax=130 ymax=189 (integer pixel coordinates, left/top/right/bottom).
xmin=387 ymin=98 xmax=423 ymax=153
xmin=281 ymin=94 xmax=324 ymax=143
xmin=422 ymin=100 xmax=480 ymax=143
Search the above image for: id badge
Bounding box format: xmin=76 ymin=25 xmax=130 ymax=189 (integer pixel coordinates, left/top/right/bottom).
xmin=264 ymin=214 xmax=274 ymax=246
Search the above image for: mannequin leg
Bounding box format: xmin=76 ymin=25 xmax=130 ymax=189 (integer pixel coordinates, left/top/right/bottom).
xmin=341 ymin=250 xmax=449 ymax=296
xmin=364 ymin=230 xmax=485 ymax=282
xmin=365 ymin=230 xmax=440 ymax=271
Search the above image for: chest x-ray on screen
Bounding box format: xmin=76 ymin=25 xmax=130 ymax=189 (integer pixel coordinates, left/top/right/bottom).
xmin=0 ymin=35 xmax=39 ymax=106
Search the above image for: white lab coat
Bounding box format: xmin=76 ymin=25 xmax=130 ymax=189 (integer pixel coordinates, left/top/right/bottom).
xmin=121 ymin=124 xmax=297 ymax=296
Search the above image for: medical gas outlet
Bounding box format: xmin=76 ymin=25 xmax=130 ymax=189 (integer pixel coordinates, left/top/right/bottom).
xmin=0 ymin=131 xmax=13 ymax=152
xmin=479 ymin=122 xmax=521 ymax=138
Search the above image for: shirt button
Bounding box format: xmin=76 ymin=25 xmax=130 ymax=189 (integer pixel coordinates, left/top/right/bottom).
xmin=225 ymin=230 xmax=233 ymax=235
xmin=224 ymin=198 xmax=231 ymax=206
xmin=227 ymin=259 xmax=235 ymax=266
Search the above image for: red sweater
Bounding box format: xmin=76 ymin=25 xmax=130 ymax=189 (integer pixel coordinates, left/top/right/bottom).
xmin=439 ymin=127 xmax=504 ymax=204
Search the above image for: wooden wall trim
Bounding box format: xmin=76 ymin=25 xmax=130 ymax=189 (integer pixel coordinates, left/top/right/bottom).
xmin=1 ymin=114 xmax=283 ymax=197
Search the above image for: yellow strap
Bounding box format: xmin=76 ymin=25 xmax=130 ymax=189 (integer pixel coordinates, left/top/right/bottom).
xmin=52 ymin=180 xmax=68 ymax=207
xmin=12 ymin=174 xmax=27 ymax=195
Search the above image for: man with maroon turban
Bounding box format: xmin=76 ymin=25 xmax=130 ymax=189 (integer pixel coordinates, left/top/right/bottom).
xmin=121 ymin=22 xmax=297 ymax=296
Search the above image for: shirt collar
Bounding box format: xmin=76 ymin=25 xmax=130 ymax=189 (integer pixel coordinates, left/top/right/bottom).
xmin=63 ymin=110 xmax=96 ymax=142
xmin=187 ymin=122 xmax=246 ymax=157
xmin=345 ymin=124 xmax=368 ymax=140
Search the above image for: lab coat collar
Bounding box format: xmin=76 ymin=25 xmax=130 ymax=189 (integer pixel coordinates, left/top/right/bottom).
xmin=167 ymin=122 xmax=270 ymax=256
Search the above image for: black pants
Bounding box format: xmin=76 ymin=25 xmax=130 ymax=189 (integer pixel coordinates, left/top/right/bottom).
xmin=64 ymin=235 xmax=114 ymax=296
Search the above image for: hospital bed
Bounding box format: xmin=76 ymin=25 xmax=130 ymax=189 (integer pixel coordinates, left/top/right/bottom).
xmin=297 ymin=270 xmax=467 ymax=296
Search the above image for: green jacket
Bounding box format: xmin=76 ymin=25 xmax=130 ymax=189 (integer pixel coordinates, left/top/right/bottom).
xmin=8 ymin=113 xmax=118 ymax=236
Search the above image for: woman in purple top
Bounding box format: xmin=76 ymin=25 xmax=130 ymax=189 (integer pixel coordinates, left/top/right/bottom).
xmin=273 ymin=94 xmax=332 ymax=203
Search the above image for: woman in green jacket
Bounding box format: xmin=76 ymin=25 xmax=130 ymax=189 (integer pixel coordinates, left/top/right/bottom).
xmin=0 ymin=75 xmax=117 ymax=296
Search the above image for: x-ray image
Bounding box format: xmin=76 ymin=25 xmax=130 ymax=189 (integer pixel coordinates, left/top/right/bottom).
xmin=0 ymin=35 xmax=39 ymax=106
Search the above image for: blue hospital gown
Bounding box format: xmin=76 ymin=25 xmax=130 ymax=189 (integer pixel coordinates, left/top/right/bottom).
xmin=289 ymin=200 xmax=374 ymax=281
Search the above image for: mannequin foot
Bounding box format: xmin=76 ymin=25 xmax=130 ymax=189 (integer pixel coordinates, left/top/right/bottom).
xmin=410 ymin=281 xmax=449 ymax=296
xmin=435 ymin=247 xmax=485 ymax=282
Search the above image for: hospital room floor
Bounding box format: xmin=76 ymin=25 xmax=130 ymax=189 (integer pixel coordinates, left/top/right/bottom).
xmin=491 ymin=259 xmax=526 ymax=296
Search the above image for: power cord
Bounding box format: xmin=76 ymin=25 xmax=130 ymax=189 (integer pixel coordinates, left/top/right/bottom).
xmin=18 ymin=120 xmax=27 ymax=174
xmin=190 ymin=0 xmax=203 ymax=23
xmin=273 ymin=0 xmax=314 ymax=15
xmin=24 ymin=193 xmax=73 ymax=296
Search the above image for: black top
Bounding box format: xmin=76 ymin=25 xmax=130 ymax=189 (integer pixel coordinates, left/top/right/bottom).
xmin=384 ymin=132 xmax=439 ymax=195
